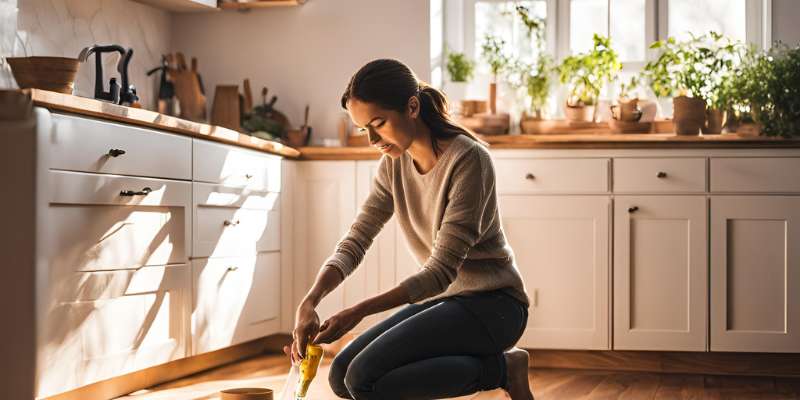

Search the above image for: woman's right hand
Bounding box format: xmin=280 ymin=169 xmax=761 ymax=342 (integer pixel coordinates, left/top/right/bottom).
xmin=283 ymin=301 xmax=320 ymax=364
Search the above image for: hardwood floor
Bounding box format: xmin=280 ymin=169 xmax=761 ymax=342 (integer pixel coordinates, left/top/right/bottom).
xmin=115 ymin=353 xmax=800 ymax=400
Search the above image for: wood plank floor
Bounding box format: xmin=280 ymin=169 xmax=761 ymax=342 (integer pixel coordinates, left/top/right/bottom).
xmin=115 ymin=353 xmax=800 ymax=400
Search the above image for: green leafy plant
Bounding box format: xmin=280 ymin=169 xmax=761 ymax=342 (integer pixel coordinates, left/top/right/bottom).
xmin=557 ymin=34 xmax=621 ymax=106
xmin=481 ymin=34 xmax=511 ymax=82
xmin=502 ymin=4 xmax=551 ymax=118
xmin=617 ymin=75 xmax=641 ymax=100
xmin=445 ymin=51 xmax=475 ymax=83
xmin=727 ymin=43 xmax=800 ymax=137
xmin=643 ymin=31 xmax=744 ymax=109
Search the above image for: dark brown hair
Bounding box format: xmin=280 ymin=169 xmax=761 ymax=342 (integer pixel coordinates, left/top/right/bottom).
xmin=341 ymin=58 xmax=487 ymax=156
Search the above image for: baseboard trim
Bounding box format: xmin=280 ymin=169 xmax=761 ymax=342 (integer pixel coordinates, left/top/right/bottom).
xmin=529 ymin=349 xmax=800 ymax=377
xmin=43 ymin=334 xmax=293 ymax=400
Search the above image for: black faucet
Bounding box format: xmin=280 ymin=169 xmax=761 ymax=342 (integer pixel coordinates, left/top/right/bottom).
xmin=78 ymin=45 xmax=139 ymax=106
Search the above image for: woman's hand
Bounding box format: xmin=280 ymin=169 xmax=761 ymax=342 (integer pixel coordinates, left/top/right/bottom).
xmin=313 ymin=306 xmax=365 ymax=344
xmin=283 ymin=301 xmax=320 ymax=363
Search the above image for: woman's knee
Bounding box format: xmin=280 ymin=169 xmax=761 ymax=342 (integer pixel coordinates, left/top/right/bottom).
xmin=329 ymin=351 xmax=354 ymax=398
xmin=343 ymin=352 xmax=374 ymax=399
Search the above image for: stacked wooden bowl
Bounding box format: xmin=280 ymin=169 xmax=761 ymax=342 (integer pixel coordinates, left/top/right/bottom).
xmin=6 ymin=56 xmax=80 ymax=94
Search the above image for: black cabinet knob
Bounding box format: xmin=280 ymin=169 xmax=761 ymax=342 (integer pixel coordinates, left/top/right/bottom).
xmin=108 ymin=148 xmax=126 ymax=157
xmin=525 ymin=173 xmax=535 ymax=180
xmin=657 ymin=171 xmax=667 ymax=178
xmin=628 ymin=206 xmax=639 ymax=213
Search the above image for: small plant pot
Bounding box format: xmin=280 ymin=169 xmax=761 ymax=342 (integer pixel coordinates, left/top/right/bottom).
xmin=702 ymin=108 xmax=726 ymax=134
xmin=610 ymin=98 xmax=642 ymax=122
xmin=672 ymin=96 xmax=706 ymax=135
xmin=564 ymin=103 xmax=595 ymax=123
xmin=519 ymin=112 xmax=554 ymax=134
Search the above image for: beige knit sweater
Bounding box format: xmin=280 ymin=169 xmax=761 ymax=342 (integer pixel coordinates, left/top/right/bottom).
xmin=323 ymin=134 xmax=530 ymax=307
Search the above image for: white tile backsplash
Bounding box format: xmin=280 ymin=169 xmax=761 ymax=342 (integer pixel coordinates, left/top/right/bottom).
xmin=2 ymin=0 xmax=171 ymax=109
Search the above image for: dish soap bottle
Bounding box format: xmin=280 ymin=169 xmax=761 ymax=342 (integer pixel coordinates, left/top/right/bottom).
xmin=279 ymin=344 xmax=324 ymax=400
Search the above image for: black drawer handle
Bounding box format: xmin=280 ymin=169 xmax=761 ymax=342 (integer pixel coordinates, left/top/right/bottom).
xmin=227 ymin=266 xmax=239 ymax=272
xmin=108 ymin=148 xmax=126 ymax=157
xmin=657 ymin=171 xmax=667 ymax=178
xmin=119 ymin=187 xmax=152 ymax=196
xmin=628 ymin=206 xmax=639 ymax=213
xmin=525 ymin=173 xmax=535 ymax=180
xmin=245 ymin=173 xmax=253 ymax=180
xmin=223 ymin=219 xmax=241 ymax=227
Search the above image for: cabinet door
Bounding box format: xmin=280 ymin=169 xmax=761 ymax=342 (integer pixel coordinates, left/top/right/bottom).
xmin=293 ymin=161 xmax=357 ymax=321
xmin=500 ymin=195 xmax=610 ymax=350
xmin=192 ymin=252 xmax=281 ymax=354
xmin=710 ymin=196 xmax=800 ymax=352
xmin=614 ymin=196 xmax=707 ymax=351
xmin=37 ymin=264 xmax=190 ymax=398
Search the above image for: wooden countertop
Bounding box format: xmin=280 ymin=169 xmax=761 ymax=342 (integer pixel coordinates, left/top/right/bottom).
xmin=27 ymin=89 xmax=300 ymax=158
xmin=22 ymin=89 xmax=800 ymax=161
xmin=298 ymin=132 xmax=800 ymax=160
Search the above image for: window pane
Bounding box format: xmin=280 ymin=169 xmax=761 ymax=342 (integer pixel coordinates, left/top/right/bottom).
xmin=570 ymin=0 xmax=608 ymax=54
xmin=610 ymin=0 xmax=646 ymax=61
xmin=474 ymin=0 xmax=547 ymax=69
xmin=668 ymin=0 xmax=746 ymax=41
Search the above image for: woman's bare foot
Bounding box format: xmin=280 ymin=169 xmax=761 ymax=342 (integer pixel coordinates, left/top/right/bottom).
xmin=503 ymin=347 xmax=534 ymax=400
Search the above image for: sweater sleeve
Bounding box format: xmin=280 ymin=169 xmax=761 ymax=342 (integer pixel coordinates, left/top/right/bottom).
xmin=322 ymin=155 xmax=394 ymax=280
xmin=399 ymin=147 xmax=493 ymax=303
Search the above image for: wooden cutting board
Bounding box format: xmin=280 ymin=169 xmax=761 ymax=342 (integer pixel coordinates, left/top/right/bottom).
xmin=211 ymin=85 xmax=241 ymax=131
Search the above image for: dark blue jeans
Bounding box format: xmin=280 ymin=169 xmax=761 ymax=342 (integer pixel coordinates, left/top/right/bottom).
xmin=328 ymin=289 xmax=528 ymax=400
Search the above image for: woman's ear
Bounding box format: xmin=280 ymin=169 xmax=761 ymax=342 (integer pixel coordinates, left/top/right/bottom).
xmin=407 ymin=95 xmax=420 ymax=119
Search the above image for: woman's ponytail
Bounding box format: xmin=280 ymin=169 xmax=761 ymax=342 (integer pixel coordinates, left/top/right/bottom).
xmin=417 ymin=83 xmax=488 ymax=155
xmin=342 ymin=59 xmax=487 ymax=157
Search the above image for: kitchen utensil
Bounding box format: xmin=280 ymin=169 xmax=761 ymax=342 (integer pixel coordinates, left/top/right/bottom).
xmin=242 ymin=78 xmax=254 ymax=114
xmin=220 ymin=387 xmax=273 ymax=400
xmin=168 ymin=52 xmax=206 ymax=121
xmin=211 ymin=85 xmax=241 ymax=130
xmin=6 ymin=56 xmax=80 ymax=94
xmin=146 ymin=55 xmax=179 ymax=115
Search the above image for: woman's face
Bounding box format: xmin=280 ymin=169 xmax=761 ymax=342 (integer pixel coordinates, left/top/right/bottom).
xmin=346 ymin=97 xmax=419 ymax=159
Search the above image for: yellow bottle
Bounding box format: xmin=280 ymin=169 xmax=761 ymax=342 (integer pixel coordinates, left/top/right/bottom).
xmin=295 ymin=344 xmax=324 ymax=399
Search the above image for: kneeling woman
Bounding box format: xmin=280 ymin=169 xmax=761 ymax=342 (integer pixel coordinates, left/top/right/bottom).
xmin=284 ymin=59 xmax=534 ymax=400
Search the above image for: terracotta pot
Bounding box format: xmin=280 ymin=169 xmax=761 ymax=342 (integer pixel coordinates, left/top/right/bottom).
xmin=6 ymin=56 xmax=80 ymax=94
xmin=611 ymin=98 xmax=642 ymax=122
xmin=672 ymin=96 xmax=706 ymax=135
xmin=702 ymin=108 xmax=726 ymax=135
xmin=564 ymin=103 xmax=595 ymax=123
xmin=460 ymin=100 xmax=487 ymax=117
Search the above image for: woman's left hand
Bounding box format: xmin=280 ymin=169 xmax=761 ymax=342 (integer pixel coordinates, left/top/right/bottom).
xmin=313 ymin=306 xmax=365 ymax=344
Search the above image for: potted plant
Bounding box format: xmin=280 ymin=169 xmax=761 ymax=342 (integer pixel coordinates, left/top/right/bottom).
xmin=557 ymin=34 xmax=621 ymax=123
xmin=726 ymin=43 xmax=800 ymax=138
xmin=643 ymin=32 xmax=743 ymax=135
xmin=445 ymin=49 xmax=475 ymax=104
xmin=481 ymin=33 xmax=510 ymax=115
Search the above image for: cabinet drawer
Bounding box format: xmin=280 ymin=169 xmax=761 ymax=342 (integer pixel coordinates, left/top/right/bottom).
xmin=614 ymin=158 xmax=706 ymax=193
xmin=39 ymin=264 xmax=189 ymax=397
xmin=50 ymin=113 xmax=191 ymax=180
xmin=192 ymin=183 xmax=280 ymax=258
xmin=47 ymin=170 xmax=190 ymax=275
xmin=192 ymin=253 xmax=280 ymax=354
xmin=711 ymin=157 xmax=800 ymax=193
xmin=494 ymin=158 xmax=609 ymax=193
xmin=193 ymin=139 xmax=282 ymax=191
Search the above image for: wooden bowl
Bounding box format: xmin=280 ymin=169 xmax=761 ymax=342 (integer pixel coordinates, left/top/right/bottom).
xmin=609 ymin=118 xmax=653 ymax=134
xmin=6 ymin=56 xmax=80 ymax=94
xmin=220 ymin=387 xmax=273 ymax=400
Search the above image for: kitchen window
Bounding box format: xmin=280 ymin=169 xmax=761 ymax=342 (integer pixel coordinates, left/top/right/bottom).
xmin=433 ymin=0 xmax=772 ymax=100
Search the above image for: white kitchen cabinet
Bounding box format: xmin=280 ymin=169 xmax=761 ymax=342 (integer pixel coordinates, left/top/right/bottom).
xmin=291 ymin=161 xmax=357 ymax=322
xmin=613 ymin=196 xmax=707 ymax=351
xmin=192 ymin=252 xmax=282 ymax=354
xmin=38 ymin=264 xmax=191 ymax=398
xmin=500 ymin=195 xmax=610 ymax=350
xmin=710 ymin=196 xmax=800 ymax=353
xmin=192 ymin=182 xmax=281 ymax=258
